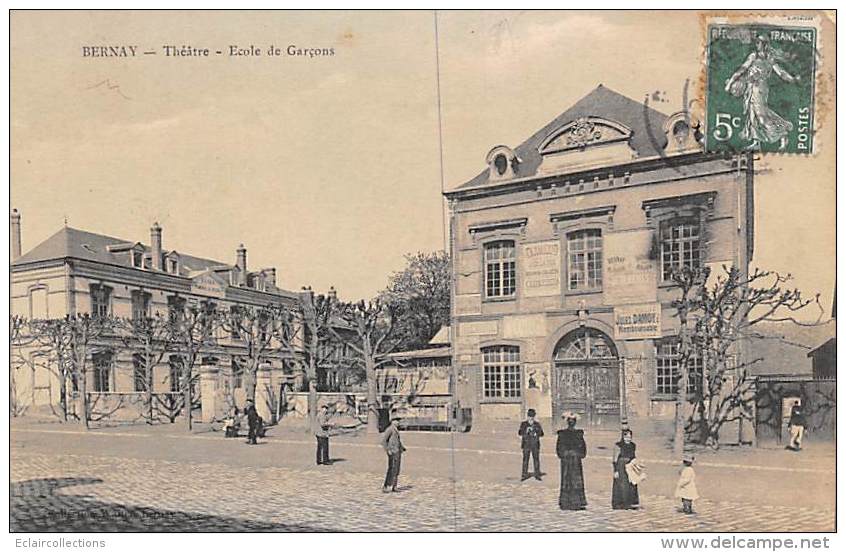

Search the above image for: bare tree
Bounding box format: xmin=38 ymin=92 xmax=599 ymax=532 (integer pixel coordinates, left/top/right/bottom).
xmin=169 ymin=301 xmax=217 ymax=431
xmin=330 ymin=299 xmax=398 ymax=433
xmin=669 ymin=265 xmax=823 ymax=454
xmin=115 ymin=313 xmax=173 ymax=424
xmin=24 ymin=318 xmax=78 ymax=421
xmin=219 ymin=304 xmax=287 ymax=405
xmin=10 ymin=315 xmax=37 ymax=417
xmin=64 ymin=314 xmax=116 ymax=430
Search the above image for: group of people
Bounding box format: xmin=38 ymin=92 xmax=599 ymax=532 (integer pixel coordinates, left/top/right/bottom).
xmin=518 ymin=409 xmax=698 ymax=514
xmin=228 ymin=401 xmax=407 ymax=493
xmin=229 ymin=401 xmax=706 ymax=512
xmin=313 ymin=404 xmax=406 ymax=493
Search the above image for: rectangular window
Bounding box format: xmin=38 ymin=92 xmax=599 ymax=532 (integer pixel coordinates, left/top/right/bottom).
xmin=655 ymin=340 xmax=703 ymax=396
xmin=660 ymin=220 xmax=701 ymax=281
xmin=93 ymin=353 xmax=111 ymax=393
xmin=132 ymin=354 xmax=147 ymax=393
xmin=131 ymin=291 xmax=151 ymax=321
xmin=567 ymin=229 xmax=603 ymax=291
xmin=232 ymin=359 xmax=244 ymax=389
xmin=90 ymin=285 xmax=112 ymax=318
xmin=169 ymin=356 xmax=183 ymax=393
xmin=484 ymin=241 xmax=516 ymax=299
xmin=482 ymin=345 xmax=521 ymax=399
xmin=132 ymin=250 xmax=144 ymax=268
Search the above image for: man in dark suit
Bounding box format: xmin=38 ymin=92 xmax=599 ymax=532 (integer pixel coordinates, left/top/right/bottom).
xmin=245 ymin=399 xmax=260 ymax=445
xmin=788 ymin=400 xmax=807 ymax=451
xmin=518 ymin=408 xmax=544 ymax=481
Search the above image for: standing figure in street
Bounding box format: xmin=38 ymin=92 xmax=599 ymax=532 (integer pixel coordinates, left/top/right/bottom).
xmin=556 ymin=412 xmax=587 ymax=510
xmin=787 ymin=400 xmax=807 ymax=451
xmin=244 ymin=399 xmax=259 ymax=445
xmin=675 ymin=453 xmax=699 ymax=515
xmin=380 ymin=416 xmax=406 ymax=493
xmin=611 ymin=428 xmax=640 ymax=510
xmin=314 ymin=404 xmax=332 ymax=465
xmin=518 ymin=408 xmax=544 ymax=481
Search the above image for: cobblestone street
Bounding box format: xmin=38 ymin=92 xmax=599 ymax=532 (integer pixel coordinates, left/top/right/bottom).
xmin=11 ymin=427 xmax=836 ymax=532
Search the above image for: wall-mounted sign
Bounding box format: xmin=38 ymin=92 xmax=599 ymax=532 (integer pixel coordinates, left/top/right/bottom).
xmin=191 ymin=271 xmax=227 ymax=298
xmin=604 ymin=230 xmax=657 ymax=305
xmin=614 ymin=302 xmax=662 ymax=340
xmin=522 ymin=240 xmax=561 ymax=297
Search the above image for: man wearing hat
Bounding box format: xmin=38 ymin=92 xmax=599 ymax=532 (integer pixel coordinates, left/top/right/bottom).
xmin=380 ymin=415 xmax=407 ymax=492
xmin=314 ymin=404 xmax=332 ymax=465
xmin=244 ymin=398 xmax=260 ymax=445
xmin=518 ymin=408 xmax=544 ymax=481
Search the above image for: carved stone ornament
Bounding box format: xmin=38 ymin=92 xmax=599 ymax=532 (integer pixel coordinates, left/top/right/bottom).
xmin=565 ymin=117 xmax=603 ymax=148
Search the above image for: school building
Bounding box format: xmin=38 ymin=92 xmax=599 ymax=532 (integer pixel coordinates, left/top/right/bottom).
xmin=9 ymin=212 xmax=301 ymax=423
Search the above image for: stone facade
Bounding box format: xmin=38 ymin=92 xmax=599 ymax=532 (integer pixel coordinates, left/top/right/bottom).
xmin=10 ymin=218 xmax=301 ymax=423
xmin=445 ymin=86 xmax=754 ymax=433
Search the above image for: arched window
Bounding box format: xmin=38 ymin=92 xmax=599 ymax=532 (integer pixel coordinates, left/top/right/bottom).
xmin=554 ymin=328 xmax=617 ymax=362
xmin=29 ymin=286 xmax=48 ymax=319
xmin=484 ymin=240 xmax=516 ymax=299
xmin=481 ymin=345 xmax=521 ymax=399
xmin=567 ymin=229 xmax=603 ymax=291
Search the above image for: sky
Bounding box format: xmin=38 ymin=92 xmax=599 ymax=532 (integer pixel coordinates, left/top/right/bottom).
xmin=9 ymin=11 xmax=836 ymax=318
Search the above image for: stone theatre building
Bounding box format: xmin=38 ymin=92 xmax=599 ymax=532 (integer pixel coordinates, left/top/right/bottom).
xmin=445 ymin=85 xmax=754 ymax=432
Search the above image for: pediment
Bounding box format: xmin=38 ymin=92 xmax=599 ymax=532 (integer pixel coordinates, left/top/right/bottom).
xmin=539 ymin=117 xmax=633 ymax=155
xmin=190 ymin=269 xmax=228 ymax=298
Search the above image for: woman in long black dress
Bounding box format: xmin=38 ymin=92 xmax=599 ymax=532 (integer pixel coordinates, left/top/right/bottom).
xmin=611 ymin=428 xmax=640 ymax=510
xmin=556 ymin=412 xmax=587 ymax=510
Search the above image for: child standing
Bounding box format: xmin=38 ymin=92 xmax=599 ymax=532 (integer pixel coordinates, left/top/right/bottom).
xmin=675 ymin=453 xmax=698 ymax=515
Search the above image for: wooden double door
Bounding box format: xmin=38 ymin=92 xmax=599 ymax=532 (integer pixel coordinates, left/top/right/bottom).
xmin=554 ymin=361 xmax=620 ymax=427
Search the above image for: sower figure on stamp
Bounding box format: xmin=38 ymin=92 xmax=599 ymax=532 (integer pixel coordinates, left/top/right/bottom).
xmin=556 ymin=412 xmax=587 ymax=510
xmin=244 ymin=399 xmax=259 ymax=445
xmin=314 ymin=404 xmax=332 ymax=465
xmin=380 ymin=416 xmax=406 ymax=493
xmin=518 ymin=408 xmax=544 ymax=481
xmin=787 ymin=400 xmax=807 ymax=451
xmin=724 ymin=35 xmax=801 ymax=151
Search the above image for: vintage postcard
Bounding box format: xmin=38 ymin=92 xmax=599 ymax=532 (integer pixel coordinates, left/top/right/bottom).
xmin=6 ymin=9 xmax=837 ymax=540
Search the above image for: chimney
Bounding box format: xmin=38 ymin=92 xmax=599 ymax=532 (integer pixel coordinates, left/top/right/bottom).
xmin=10 ymin=209 xmax=21 ymax=262
xmin=328 ymin=286 xmax=337 ymax=301
xmin=150 ymin=222 xmax=163 ymax=270
xmin=263 ymin=268 xmax=276 ymax=288
xmin=236 ymin=244 xmax=247 ymax=286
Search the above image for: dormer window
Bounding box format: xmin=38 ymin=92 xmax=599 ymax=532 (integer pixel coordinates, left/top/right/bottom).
xmin=132 ymin=250 xmax=144 ymax=268
xmin=663 ymin=111 xmax=702 ymax=153
xmin=485 ymin=146 xmax=519 ymax=181
xmin=165 ymin=252 xmax=181 ymax=275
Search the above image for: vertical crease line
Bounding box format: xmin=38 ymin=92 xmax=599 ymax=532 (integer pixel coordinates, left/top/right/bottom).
xmin=433 ymin=9 xmax=457 ymax=533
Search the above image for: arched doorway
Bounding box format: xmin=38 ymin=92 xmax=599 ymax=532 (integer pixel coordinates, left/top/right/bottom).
xmin=552 ymin=328 xmax=621 ymax=427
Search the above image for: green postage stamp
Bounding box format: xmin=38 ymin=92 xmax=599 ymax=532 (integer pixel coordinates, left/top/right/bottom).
xmin=705 ymin=23 xmax=817 ymax=154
